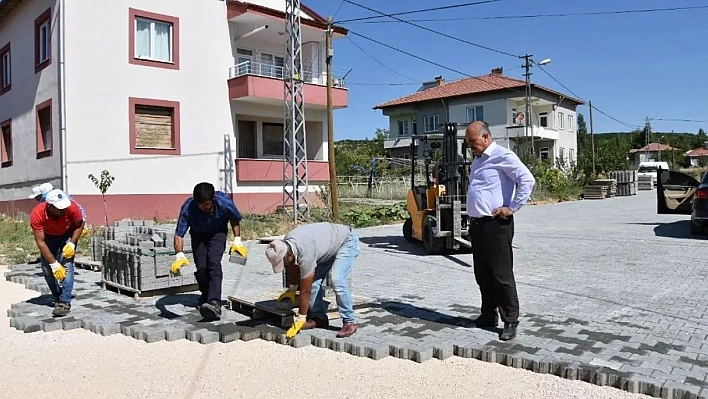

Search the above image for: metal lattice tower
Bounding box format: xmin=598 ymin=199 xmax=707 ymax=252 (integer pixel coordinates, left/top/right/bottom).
xmin=283 ymin=0 xmax=310 ymax=223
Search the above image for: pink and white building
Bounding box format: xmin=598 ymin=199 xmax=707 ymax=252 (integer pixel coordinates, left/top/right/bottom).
xmin=0 ymin=0 xmax=348 ymax=223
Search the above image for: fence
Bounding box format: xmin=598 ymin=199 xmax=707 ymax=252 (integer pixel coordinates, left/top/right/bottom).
xmin=337 ymin=175 xmax=425 ymax=201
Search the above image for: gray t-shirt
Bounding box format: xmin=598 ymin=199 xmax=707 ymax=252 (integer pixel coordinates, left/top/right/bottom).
xmin=284 ymin=222 xmax=352 ymax=279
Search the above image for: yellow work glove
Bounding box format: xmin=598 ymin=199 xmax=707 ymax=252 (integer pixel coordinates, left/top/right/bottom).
xmin=286 ymin=314 xmax=307 ymax=339
xmin=81 ymin=228 xmax=88 ymax=238
xmin=277 ymin=284 xmax=298 ymax=303
xmin=229 ymin=237 xmax=248 ymax=258
xmin=171 ymin=252 xmax=190 ymax=275
xmin=50 ymin=261 xmax=66 ymax=281
xmin=62 ymin=242 xmax=76 ymax=259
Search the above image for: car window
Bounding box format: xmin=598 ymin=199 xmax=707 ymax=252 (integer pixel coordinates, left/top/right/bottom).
xmin=701 ymin=172 xmax=708 ymax=184
xmin=661 ymin=170 xmax=698 ymax=186
xmin=638 ymin=166 xmax=658 ymax=173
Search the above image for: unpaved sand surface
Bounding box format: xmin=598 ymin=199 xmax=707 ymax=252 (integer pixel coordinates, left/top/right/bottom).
xmin=0 ymin=268 xmax=648 ymax=399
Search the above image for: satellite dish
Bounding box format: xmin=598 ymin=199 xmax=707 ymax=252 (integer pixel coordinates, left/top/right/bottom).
xmin=515 ymin=112 xmax=525 ymax=124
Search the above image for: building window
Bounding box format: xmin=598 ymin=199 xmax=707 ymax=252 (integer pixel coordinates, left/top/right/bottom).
xmin=0 ymin=43 xmax=10 ymax=95
xmin=558 ymin=112 xmax=564 ymax=130
xmin=568 ymin=115 xmax=574 ymax=131
xmin=235 ymin=48 xmax=253 ymax=75
xmin=558 ymin=147 xmax=565 ymax=164
xmin=129 ymin=97 xmax=181 ymax=155
xmin=466 ymin=106 xmax=484 ymax=123
xmin=423 ymin=115 xmax=439 ymax=133
xmin=1 ymin=118 xmax=11 ymax=167
xmin=262 ymin=122 xmax=284 ymax=156
xmin=34 ymin=8 xmax=52 ymax=73
xmin=569 ymin=148 xmax=575 ymax=163
xmin=259 ymin=52 xmax=285 ymax=79
xmin=129 ymin=8 xmax=180 ymax=70
xmin=397 ymin=120 xmax=410 ymax=136
xmin=36 ymin=100 xmax=52 ymax=158
xmin=539 ymin=112 xmax=548 ymax=127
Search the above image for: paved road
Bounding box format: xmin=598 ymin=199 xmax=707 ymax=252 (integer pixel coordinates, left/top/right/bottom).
xmin=6 ymin=190 xmax=708 ymax=398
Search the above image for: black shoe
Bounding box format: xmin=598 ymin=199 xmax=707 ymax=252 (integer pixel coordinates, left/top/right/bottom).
xmin=199 ymin=300 xmax=222 ymax=320
xmin=474 ymin=313 xmax=499 ymax=328
xmin=500 ymin=322 xmax=519 ymax=341
xmin=52 ymin=302 xmax=71 ymax=317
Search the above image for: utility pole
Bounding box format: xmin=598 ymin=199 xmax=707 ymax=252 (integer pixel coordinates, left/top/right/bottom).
xmin=283 ymin=0 xmax=310 ymax=222
xmin=326 ymin=18 xmax=339 ymax=221
xmin=644 ymin=117 xmax=652 ymax=160
xmin=522 ymin=54 xmax=534 ymax=160
xmin=589 ymin=100 xmax=595 ymax=177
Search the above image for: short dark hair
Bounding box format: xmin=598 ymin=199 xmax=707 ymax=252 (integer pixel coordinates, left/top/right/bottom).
xmin=193 ymin=182 xmax=215 ymax=204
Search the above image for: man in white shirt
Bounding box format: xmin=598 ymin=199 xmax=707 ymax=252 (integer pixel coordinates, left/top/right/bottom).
xmin=465 ymin=121 xmax=536 ymax=341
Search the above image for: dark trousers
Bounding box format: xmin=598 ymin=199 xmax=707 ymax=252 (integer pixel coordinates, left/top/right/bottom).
xmin=190 ymin=231 xmax=227 ymax=303
xmin=469 ymin=216 xmax=519 ymax=323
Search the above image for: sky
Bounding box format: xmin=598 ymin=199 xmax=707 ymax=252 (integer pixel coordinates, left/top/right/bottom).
xmin=303 ymin=0 xmax=708 ymax=140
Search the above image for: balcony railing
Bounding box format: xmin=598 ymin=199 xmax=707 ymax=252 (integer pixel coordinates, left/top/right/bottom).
xmin=228 ymin=60 xmax=347 ymax=88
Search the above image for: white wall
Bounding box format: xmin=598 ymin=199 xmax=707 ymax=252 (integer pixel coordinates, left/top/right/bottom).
xmin=0 ymin=0 xmax=60 ymax=201
xmin=63 ymin=0 xmax=234 ymax=196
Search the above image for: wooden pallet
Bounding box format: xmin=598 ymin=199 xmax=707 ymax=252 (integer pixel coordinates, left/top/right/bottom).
xmin=101 ymin=279 xmax=199 ymax=300
xmin=75 ymin=257 xmax=102 ymax=272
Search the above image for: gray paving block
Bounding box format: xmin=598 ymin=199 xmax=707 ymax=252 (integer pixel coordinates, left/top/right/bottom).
xmin=365 ymin=345 xmax=390 ymax=360
xmin=215 ymin=324 xmax=241 ymax=343
xmin=311 ymin=336 xmax=328 ymax=348
xmin=197 ymin=330 xmax=220 ymax=344
xmin=62 ymin=317 xmax=82 ymax=330
xmin=433 ymin=344 xmax=455 ymax=361
xmin=42 ymin=319 xmax=64 ymax=332
xmin=236 ymin=326 xmax=261 ymax=341
xmin=389 ymin=345 xmax=408 ymax=359
xmin=409 ymin=346 xmax=434 ymax=363
xmin=289 ymin=334 xmax=311 ymax=349
xmin=96 ymin=323 xmax=121 ymax=336
xmin=165 ymin=329 xmax=186 ymax=342
xmin=327 ymin=338 xmax=345 ymax=353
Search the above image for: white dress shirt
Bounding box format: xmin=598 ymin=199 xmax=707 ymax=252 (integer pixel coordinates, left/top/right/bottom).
xmin=466 ymin=142 xmax=536 ymax=218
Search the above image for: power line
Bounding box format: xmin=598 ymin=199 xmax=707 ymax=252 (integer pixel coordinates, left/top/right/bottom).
xmin=335 ymin=0 xmax=502 ymax=24
xmin=341 ymin=0 xmax=518 ymax=58
xmin=653 ymin=118 xmax=708 ymax=123
xmin=346 ymin=36 xmax=421 ymax=83
xmin=534 ymin=64 xmax=640 ymax=129
xmin=346 ymin=5 xmax=708 ymax=24
xmin=332 ymin=0 xmax=345 ymax=20
xmin=347 ymin=30 xmax=527 ymax=95
xmin=348 ymin=82 xmax=421 ymax=86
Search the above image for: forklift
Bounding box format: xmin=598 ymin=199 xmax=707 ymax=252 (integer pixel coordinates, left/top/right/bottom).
xmin=402 ymin=122 xmax=473 ymax=254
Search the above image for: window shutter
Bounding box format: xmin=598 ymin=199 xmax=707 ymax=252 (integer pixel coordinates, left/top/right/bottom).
xmin=135 ymin=105 xmax=174 ymax=148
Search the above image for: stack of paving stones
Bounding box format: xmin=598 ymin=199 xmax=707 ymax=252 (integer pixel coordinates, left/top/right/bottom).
xmin=609 ymin=170 xmax=638 ymax=196
xmin=101 ymin=220 xmax=197 ymax=293
xmin=6 ymin=207 xmax=708 ymax=399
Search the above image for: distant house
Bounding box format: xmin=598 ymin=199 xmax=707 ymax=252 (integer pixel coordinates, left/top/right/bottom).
xmin=628 ymin=143 xmax=674 ymax=168
xmin=685 ymin=143 xmax=708 ymax=167
xmin=373 ymin=68 xmax=584 ymax=166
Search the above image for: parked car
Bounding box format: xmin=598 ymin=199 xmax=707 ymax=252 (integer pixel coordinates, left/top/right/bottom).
xmin=656 ymin=167 xmax=708 ymax=234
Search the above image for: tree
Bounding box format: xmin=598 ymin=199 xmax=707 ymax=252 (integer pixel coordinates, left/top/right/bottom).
xmin=88 ymin=170 xmax=115 ymax=226
xmin=575 ymin=113 xmax=593 ymax=178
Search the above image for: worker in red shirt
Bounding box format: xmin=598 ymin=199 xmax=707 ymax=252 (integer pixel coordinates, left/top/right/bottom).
xmin=30 ymin=189 xmax=84 ymax=317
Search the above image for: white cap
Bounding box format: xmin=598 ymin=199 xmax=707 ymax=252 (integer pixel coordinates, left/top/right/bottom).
xmin=45 ymin=189 xmax=72 ymax=210
xmin=28 ymin=186 xmax=42 ymax=199
xmin=39 ymin=182 xmax=54 ymax=195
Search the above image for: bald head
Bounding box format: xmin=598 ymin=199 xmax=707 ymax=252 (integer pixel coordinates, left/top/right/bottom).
xmin=465 ymin=121 xmax=492 ymax=156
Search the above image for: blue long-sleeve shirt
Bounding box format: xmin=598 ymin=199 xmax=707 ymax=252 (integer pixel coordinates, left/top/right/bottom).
xmin=466 ymin=142 xmax=536 ymax=218
xmin=175 ymin=191 xmax=242 ymax=237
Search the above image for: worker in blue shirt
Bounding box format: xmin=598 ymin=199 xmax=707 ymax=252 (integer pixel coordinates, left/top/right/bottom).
xmin=171 ymin=182 xmax=247 ymax=320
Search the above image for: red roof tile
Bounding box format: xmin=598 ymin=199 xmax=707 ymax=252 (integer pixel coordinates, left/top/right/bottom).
xmin=373 ymin=73 xmax=584 ymax=109
xmin=628 ymin=143 xmax=674 ymax=153
xmin=686 ymin=147 xmax=708 ymax=157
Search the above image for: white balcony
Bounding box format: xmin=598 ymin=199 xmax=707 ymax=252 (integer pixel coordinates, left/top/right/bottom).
xmin=227 ymin=59 xmax=347 ymax=88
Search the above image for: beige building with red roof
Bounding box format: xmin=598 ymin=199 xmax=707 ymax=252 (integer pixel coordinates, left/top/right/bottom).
xmin=373 ymin=67 xmax=584 ymax=165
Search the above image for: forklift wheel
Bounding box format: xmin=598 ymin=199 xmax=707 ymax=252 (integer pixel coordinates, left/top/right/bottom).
xmin=422 ymin=216 xmax=446 ymax=255
xmin=403 ymin=218 xmax=415 ymax=242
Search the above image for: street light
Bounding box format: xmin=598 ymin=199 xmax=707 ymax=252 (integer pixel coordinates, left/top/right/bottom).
xmin=659 ymin=135 xmax=665 ymax=161
xmin=538 ymin=58 xmax=552 ymax=66
xmin=521 ymin=55 xmax=552 ymax=161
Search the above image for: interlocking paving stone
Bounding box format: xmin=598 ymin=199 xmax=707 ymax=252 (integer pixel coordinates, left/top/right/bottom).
xmin=5 ymin=192 xmax=708 ymax=397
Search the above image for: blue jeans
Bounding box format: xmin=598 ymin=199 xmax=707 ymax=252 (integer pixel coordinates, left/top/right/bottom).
xmin=309 ymin=231 xmax=360 ymax=323
xmin=40 ymin=234 xmax=75 ymax=305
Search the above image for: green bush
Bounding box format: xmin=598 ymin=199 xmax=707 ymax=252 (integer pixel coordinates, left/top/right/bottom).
xmin=529 ymin=161 xmax=584 ymax=202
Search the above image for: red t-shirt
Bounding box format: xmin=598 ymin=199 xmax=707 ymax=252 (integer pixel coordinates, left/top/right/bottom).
xmin=30 ymin=201 xmax=83 ymax=236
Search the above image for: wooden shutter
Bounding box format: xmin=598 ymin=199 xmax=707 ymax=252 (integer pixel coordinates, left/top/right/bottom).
xmin=135 ymin=105 xmax=174 ymax=148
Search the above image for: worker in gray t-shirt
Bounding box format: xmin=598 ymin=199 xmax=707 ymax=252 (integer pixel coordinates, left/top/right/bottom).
xmin=266 ymin=222 xmax=360 ymax=339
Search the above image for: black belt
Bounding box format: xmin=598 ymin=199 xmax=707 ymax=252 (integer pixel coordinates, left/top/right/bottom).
xmin=469 ymin=216 xmax=494 ymax=223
